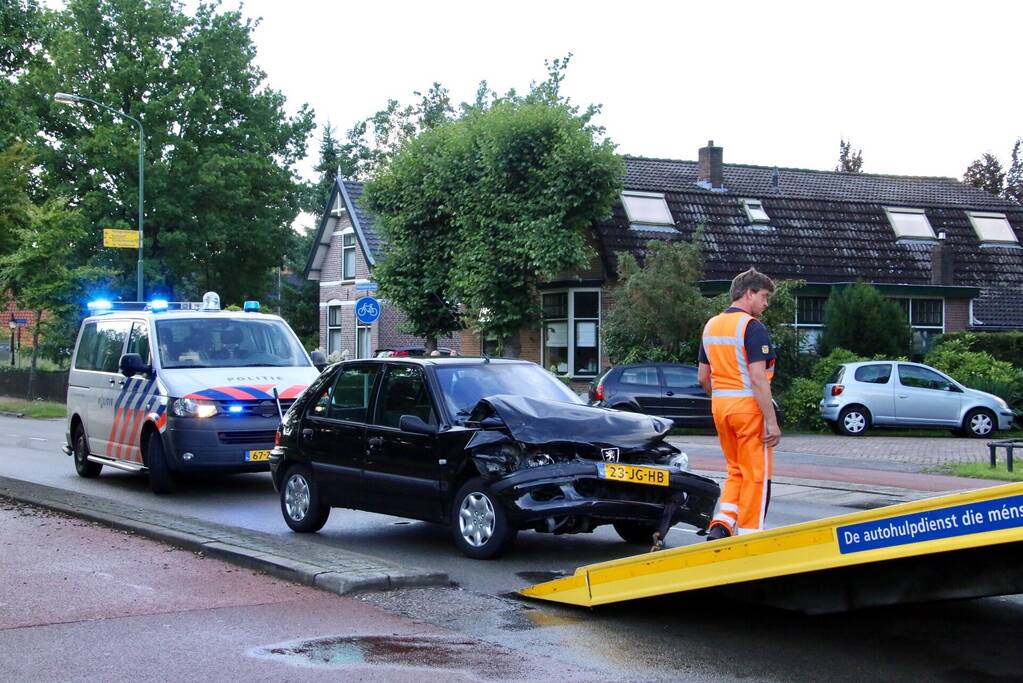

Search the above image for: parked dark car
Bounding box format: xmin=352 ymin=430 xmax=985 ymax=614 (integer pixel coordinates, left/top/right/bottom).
xmin=270 ymin=358 xmax=720 ymax=559
xmin=589 ymin=363 xmax=713 ymax=427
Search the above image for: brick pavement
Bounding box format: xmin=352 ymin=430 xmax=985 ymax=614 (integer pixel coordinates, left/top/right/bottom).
xmin=669 ymin=433 xmax=999 ymax=467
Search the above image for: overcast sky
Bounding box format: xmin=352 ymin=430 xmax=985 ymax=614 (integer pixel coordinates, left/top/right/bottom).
xmin=181 ymin=0 xmax=1023 ymax=227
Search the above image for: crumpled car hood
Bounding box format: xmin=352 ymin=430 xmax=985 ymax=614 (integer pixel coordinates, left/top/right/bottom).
xmin=467 ymin=394 xmax=673 ymax=450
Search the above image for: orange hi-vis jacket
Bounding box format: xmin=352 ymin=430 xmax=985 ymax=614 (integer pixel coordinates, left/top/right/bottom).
xmin=702 ymin=310 xmax=775 ymax=414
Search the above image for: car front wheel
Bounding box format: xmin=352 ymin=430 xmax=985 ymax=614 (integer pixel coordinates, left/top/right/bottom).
xmin=281 ymin=464 xmax=330 ymax=533
xmin=146 ymin=431 xmax=177 ymax=494
xmin=450 ymin=478 xmax=517 ymax=560
xmin=963 ymin=408 xmax=997 ymax=438
xmin=837 ymin=406 xmax=870 ymax=436
xmin=613 ymin=521 xmax=660 ymax=545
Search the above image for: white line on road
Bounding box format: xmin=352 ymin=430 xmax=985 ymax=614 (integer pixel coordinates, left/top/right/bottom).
xmin=30 ymin=438 xmax=47 ymax=442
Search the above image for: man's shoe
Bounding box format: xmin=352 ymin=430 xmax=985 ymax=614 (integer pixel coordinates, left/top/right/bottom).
xmin=706 ymin=523 xmax=732 ymax=541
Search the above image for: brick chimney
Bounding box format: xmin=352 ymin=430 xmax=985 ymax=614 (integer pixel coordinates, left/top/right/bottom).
xmin=931 ymin=231 xmax=955 ymax=285
xmin=697 ymin=140 xmax=724 ymax=190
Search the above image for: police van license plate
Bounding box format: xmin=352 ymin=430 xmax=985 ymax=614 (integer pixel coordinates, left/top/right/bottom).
xmin=601 ymin=463 xmax=669 ymax=487
xmin=245 ymin=449 xmax=271 ymax=462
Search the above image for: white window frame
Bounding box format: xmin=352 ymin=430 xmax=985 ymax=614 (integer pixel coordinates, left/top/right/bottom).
xmin=892 ymin=297 xmax=944 ymax=354
xmin=967 ymin=211 xmax=1019 ymax=245
xmin=341 ymin=229 xmax=357 ymax=281
xmin=356 ymin=321 xmax=372 ymax=359
xmin=541 ymin=288 xmax=601 ymax=378
xmin=884 ymin=207 xmax=936 ymax=240
xmin=741 ymin=198 xmax=770 ymax=223
xmin=327 ymin=302 xmax=343 ymax=356
xmin=621 ymin=191 xmax=674 ymax=230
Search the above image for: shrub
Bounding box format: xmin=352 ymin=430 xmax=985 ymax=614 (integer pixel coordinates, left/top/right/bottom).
xmin=811 ymin=348 xmax=865 ymax=384
xmin=933 ymin=331 xmax=1023 ymax=370
xmin=925 ymin=334 xmax=1023 ymax=416
xmin=777 ymin=377 xmax=827 ymax=431
xmin=820 ymin=283 xmax=911 ymax=358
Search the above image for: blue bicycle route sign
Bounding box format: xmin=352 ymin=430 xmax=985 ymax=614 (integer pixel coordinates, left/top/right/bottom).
xmin=355 ymin=296 xmax=381 ymax=325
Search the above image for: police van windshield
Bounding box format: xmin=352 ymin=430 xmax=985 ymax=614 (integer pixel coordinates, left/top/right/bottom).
xmin=155 ymin=318 xmax=310 ymax=369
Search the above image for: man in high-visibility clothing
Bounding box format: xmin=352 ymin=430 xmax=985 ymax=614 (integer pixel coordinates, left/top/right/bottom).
xmin=698 ymin=267 xmax=782 ymax=540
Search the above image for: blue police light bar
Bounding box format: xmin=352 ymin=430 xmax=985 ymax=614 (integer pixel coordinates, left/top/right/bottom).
xmin=243 ymin=300 xmax=261 ymax=312
xmin=149 ymin=299 xmax=169 ymax=312
xmin=228 ymin=405 xmax=244 ymax=414
xmin=86 ymin=299 xmax=112 ymax=313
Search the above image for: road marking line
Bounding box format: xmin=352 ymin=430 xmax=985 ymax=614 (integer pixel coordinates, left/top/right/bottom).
xmin=30 ymin=437 xmax=47 ymax=442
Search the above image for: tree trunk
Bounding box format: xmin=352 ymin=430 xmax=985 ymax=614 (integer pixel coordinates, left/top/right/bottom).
xmin=26 ymin=309 xmax=41 ymax=400
xmin=424 ymin=335 xmax=437 ymax=353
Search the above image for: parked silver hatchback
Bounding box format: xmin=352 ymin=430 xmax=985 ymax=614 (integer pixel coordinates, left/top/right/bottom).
xmin=819 ymin=361 xmax=1014 ymax=438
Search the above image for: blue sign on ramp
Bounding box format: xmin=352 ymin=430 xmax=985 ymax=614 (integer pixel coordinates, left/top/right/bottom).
xmin=355 ymin=296 xmax=381 ymax=325
xmin=354 ymin=280 xmax=379 ymax=292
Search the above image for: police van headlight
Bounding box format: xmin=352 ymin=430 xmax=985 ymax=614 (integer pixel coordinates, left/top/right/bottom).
xmin=171 ymin=398 xmax=218 ymax=418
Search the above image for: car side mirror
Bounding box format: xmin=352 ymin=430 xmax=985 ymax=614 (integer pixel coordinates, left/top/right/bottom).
xmin=119 ymin=353 xmax=151 ymax=378
xmin=310 ymin=350 xmax=327 ymax=373
xmin=399 ymin=414 xmax=435 ymax=435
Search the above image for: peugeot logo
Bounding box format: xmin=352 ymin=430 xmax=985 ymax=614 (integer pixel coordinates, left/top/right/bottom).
xmin=601 ymin=448 xmax=619 ymax=463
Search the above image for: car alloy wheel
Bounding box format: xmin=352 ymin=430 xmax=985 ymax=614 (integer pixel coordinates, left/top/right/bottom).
xmin=967 ymin=409 xmax=995 ymax=437
xmin=284 ymin=473 xmax=311 ymax=522
xmin=458 ymin=491 xmax=496 ymax=548
xmin=838 ymin=406 xmax=869 ymax=436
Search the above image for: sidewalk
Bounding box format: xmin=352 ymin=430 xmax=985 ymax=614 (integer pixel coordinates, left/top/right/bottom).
xmin=0 ymin=475 xmax=448 ymax=597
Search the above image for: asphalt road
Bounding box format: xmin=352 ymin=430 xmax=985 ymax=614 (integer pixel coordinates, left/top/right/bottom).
xmin=4 ymin=415 xmax=1023 ymax=681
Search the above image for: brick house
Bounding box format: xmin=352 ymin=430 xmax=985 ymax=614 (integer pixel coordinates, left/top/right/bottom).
xmin=304 ymin=179 xmax=461 ymax=359
xmin=458 ymin=141 xmax=1023 ymax=386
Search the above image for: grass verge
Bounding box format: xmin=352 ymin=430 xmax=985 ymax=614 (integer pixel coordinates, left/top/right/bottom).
xmin=944 ymin=462 xmax=1023 ymax=482
xmin=0 ymin=397 xmax=66 ymax=419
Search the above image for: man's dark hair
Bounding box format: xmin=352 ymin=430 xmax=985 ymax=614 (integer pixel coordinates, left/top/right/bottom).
xmin=729 ymin=267 xmax=775 ymax=302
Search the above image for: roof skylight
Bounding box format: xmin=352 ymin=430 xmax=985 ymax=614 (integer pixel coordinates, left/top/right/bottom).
xmin=967 ymin=212 xmax=1018 ymax=244
xmin=622 ymin=191 xmax=674 ymax=228
xmin=884 ymin=207 xmax=935 ymax=240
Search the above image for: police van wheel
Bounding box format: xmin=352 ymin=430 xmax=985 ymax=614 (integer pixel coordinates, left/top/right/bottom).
xmin=146 ymin=432 xmax=177 ymax=494
xmin=281 ymin=464 xmax=330 ymax=533
xmin=450 ymin=478 xmax=517 ymax=560
xmin=73 ymin=427 xmax=102 ymax=478
xmin=613 ymin=521 xmax=660 ymax=545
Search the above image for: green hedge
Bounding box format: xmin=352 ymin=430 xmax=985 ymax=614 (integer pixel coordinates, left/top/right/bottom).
xmin=935 ymin=331 xmax=1023 ymax=369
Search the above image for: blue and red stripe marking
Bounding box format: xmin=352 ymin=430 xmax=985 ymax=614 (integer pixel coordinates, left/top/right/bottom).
xmin=183 ymin=384 xmax=306 ymax=401
xmin=106 ymin=377 xmax=158 ymax=462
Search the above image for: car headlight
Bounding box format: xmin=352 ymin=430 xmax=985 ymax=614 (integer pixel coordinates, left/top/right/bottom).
xmin=171 ymin=398 xmax=218 ymax=418
xmin=995 ymin=397 xmax=1010 ymax=411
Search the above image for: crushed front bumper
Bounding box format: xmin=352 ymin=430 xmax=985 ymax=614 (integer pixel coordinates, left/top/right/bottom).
xmin=488 ymin=461 xmax=720 ymax=532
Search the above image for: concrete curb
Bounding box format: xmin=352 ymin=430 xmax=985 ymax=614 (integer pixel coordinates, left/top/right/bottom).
xmin=0 ymin=476 xmax=449 ymax=596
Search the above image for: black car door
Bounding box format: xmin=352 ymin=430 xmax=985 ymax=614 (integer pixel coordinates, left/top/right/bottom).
xmin=659 ymin=365 xmax=712 ymax=426
xmin=615 ymin=365 xmax=663 ymax=414
xmin=299 ymin=364 xmax=380 ymax=506
xmin=362 ymin=364 xmax=444 ymax=522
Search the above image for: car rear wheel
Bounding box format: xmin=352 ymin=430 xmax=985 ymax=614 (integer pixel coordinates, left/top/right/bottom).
xmin=963 ymin=408 xmax=996 ymax=439
xmin=837 ymin=406 xmax=870 ymax=436
xmin=613 ymin=521 xmax=660 ymax=545
xmin=72 ymin=426 xmax=102 ymax=478
xmin=281 ymin=464 xmax=330 ymax=533
xmin=146 ymin=431 xmax=177 ymax=494
xmin=450 ymin=477 xmax=517 ymax=560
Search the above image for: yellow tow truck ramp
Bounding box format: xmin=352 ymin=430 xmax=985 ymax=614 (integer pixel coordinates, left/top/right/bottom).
xmin=521 ymin=482 xmax=1023 ymax=613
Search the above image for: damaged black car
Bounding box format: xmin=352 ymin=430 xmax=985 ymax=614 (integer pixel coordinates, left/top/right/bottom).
xmin=269 ymin=358 xmax=720 ymax=559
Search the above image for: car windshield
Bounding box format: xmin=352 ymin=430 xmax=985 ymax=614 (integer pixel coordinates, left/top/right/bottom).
xmin=435 ymin=363 xmax=583 ymax=419
xmin=155 ymin=318 xmax=310 ymax=369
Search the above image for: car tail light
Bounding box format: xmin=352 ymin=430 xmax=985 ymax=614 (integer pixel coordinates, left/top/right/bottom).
xmin=393 ymin=350 xmax=409 ymax=357
xmin=274 ymin=429 xmax=281 ymax=447
xmin=594 ymin=383 xmax=604 ymax=402
xmin=831 ymin=385 xmax=844 ymax=396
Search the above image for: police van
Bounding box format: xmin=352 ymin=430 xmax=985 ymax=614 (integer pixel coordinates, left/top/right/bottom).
xmin=62 ymin=292 xmax=323 ymax=493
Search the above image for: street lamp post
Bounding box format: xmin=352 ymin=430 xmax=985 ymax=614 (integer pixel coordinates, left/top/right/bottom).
xmin=54 ymin=92 xmax=145 ymax=301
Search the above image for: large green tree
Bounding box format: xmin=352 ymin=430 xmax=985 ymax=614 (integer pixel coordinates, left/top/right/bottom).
xmin=836 ymin=138 xmax=864 ymax=173
xmin=963 ymin=153 xmax=1005 ymax=197
xmin=1005 ymin=139 xmax=1023 ymax=205
xmin=820 ymin=282 xmax=911 ymax=357
xmin=19 ymin=0 xmax=314 ymax=304
xmin=365 ymin=57 xmax=623 ymax=354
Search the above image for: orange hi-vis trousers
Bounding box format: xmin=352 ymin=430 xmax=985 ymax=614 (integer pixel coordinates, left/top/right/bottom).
xmin=711 ymin=410 xmax=772 ymax=535
xmin=702 ymin=310 xmax=774 ymax=535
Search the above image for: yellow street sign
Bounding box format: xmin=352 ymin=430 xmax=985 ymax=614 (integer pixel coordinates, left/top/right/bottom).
xmin=103 ymin=229 xmax=139 ymax=249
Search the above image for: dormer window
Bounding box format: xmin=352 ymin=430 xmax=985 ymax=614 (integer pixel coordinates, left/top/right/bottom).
xmin=622 ymin=191 xmax=674 ymax=230
xmin=741 ymin=198 xmax=770 ymax=223
xmin=884 ymin=207 xmax=936 ymax=240
xmin=967 ymin=211 xmax=1018 ymax=245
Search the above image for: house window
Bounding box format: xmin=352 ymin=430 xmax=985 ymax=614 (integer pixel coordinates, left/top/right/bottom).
xmin=542 ymin=289 xmax=601 ymax=378
xmin=356 ymin=321 xmax=372 ymax=359
xmin=893 ymin=298 xmax=943 ymax=353
xmin=967 ymin=212 xmax=1018 ymax=244
xmin=327 ymin=304 xmax=343 ymax=356
xmin=884 ymin=207 xmax=935 ymax=240
xmin=342 ymin=231 xmax=357 ymax=280
xmin=621 ymin=191 xmax=674 ymax=230
xmin=741 ymin=198 xmax=770 ymax=223
xmin=794 ymin=296 xmax=826 ymax=351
